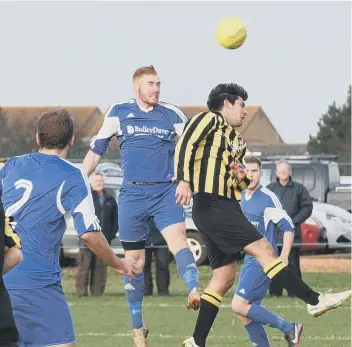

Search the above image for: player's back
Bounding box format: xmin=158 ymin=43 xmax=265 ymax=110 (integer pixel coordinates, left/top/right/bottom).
xmin=1 ymin=153 xmax=88 ymax=289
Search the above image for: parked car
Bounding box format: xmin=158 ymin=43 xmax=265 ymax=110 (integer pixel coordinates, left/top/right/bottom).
xmin=260 ymin=155 xmax=351 ymax=212
xmin=312 ymin=201 xmax=351 ymax=252
xmin=299 ymin=216 xmax=327 ymax=253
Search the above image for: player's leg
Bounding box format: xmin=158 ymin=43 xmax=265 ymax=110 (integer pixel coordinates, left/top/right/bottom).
xmin=183 ymin=234 xmax=237 ymax=347
xmin=232 ymin=263 xmax=272 ymax=346
xmin=8 ymin=283 xmax=76 ymax=347
xmin=269 ymin=245 xmax=284 ymax=297
xmin=124 ymin=248 xmax=150 ymax=347
xmin=233 ymin=292 xmax=296 ymax=333
xmin=237 ymin=314 xmax=271 ymax=347
xmin=243 ymin=237 xmax=352 ymax=316
xmin=286 ymin=247 xmax=301 ymax=297
xmin=118 ymin=184 xmax=151 ymax=346
xmin=151 ymin=182 xmax=199 ymax=308
xmin=162 ymin=222 xmax=200 ymax=306
xmin=233 ymin=263 xmax=304 ymax=347
xmin=183 ymin=193 xmax=262 ymax=347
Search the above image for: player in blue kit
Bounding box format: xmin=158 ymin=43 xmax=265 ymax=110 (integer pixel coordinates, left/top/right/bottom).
xmin=232 ymin=156 xmax=303 ymax=346
xmin=83 ymin=65 xmax=200 ymax=346
xmin=0 ymin=109 xmax=137 ymax=347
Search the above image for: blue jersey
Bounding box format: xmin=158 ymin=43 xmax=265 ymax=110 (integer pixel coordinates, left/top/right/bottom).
xmin=90 ymin=99 xmax=188 ymax=182
xmin=240 ymin=185 xmax=295 ymax=264
xmin=0 ymin=153 xmax=100 ymax=289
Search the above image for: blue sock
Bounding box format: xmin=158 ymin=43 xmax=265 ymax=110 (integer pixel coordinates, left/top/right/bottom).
xmin=244 ymin=321 xmax=271 ymax=347
xmin=175 ymin=248 xmax=199 ymax=293
xmin=124 ymin=273 xmax=144 ymax=329
xmin=246 ymin=304 xmax=294 ymax=334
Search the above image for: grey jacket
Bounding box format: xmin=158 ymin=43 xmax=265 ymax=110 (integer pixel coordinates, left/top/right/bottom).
xmin=267 ymin=178 xmax=313 ymax=247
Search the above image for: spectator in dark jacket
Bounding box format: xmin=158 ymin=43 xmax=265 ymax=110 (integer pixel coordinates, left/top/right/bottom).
xmin=267 ymin=159 xmax=313 ymax=297
xmin=76 ymin=172 xmax=118 ymax=297
xmin=144 ymin=219 xmax=171 ymax=296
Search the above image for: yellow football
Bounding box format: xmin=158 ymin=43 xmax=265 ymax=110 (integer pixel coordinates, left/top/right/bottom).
xmin=215 ymin=17 xmax=247 ymax=49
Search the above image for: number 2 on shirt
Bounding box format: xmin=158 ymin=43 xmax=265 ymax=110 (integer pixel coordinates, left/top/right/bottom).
xmin=5 ymin=179 xmax=33 ymax=216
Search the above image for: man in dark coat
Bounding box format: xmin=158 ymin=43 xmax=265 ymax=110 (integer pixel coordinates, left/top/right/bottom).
xmin=267 ymin=159 xmax=313 ymax=297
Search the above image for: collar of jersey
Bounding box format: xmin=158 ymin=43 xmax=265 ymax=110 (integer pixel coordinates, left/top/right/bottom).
xmin=131 ymin=99 xmax=154 ymax=113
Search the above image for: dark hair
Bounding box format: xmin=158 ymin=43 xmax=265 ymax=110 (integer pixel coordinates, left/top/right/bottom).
xmin=207 ymin=83 xmax=248 ymax=112
xmin=37 ymin=109 xmax=74 ymax=149
xmin=244 ymin=156 xmax=262 ymax=169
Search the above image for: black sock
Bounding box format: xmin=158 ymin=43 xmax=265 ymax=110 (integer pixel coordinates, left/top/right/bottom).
xmin=193 ymin=290 xmax=223 ymax=347
xmin=264 ymin=259 xmax=319 ymax=305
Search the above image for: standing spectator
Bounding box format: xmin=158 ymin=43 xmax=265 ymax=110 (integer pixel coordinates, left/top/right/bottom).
xmin=267 ymin=159 xmax=313 ymax=297
xmin=144 ymin=219 xmax=171 ymax=296
xmin=76 ymin=172 xmax=118 ymax=297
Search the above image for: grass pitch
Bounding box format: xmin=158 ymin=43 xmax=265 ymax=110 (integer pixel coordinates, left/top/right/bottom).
xmin=62 ymin=262 xmax=351 ymax=347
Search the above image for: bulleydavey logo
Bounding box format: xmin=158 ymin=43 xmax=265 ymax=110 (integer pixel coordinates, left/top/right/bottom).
xmin=126 ymin=125 xmax=170 ymax=136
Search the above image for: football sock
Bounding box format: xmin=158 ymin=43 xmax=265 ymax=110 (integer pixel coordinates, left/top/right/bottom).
xmin=244 ymin=321 xmax=271 ymax=347
xmin=193 ymin=290 xmax=223 ymax=347
xmin=246 ymin=304 xmax=294 ymax=334
xmin=264 ymin=259 xmax=319 ymax=305
xmin=124 ymin=273 xmax=144 ymax=329
xmin=175 ymin=248 xmax=199 ymax=293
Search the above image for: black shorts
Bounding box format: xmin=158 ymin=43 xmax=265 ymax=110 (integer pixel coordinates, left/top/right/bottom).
xmin=192 ymin=192 xmax=263 ymax=270
xmin=0 ymin=278 xmax=18 ymax=346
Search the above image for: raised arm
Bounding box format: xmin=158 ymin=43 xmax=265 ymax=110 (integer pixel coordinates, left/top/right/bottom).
xmin=62 ymin=169 xmax=137 ymax=278
xmin=84 ymin=104 xmax=121 ymax=176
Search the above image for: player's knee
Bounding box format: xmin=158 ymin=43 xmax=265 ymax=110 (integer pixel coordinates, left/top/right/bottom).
xmin=244 ymin=238 xmax=277 ymax=263
xmin=212 ymin=273 xmax=235 ymax=293
xmin=231 ymin=295 xmax=248 ymax=316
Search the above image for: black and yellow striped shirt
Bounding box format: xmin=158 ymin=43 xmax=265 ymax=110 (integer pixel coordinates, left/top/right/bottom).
xmin=174 ymin=111 xmax=250 ymax=200
xmin=1 ymin=201 xmax=21 ymax=274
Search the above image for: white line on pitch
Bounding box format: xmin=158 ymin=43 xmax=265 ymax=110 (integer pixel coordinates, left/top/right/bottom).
xmin=68 ymin=302 xmax=349 ymax=310
xmin=76 ymin=332 xmax=351 ymax=341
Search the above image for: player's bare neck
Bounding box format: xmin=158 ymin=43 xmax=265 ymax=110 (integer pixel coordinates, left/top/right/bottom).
xmin=245 ymin=184 xmax=260 ymax=199
xmin=136 ymin=98 xmax=154 ymax=112
xmin=39 ymin=148 xmax=68 ymax=159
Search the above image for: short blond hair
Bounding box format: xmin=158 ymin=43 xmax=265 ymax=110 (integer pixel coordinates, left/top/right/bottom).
xmin=133 ymin=65 xmax=158 ymax=81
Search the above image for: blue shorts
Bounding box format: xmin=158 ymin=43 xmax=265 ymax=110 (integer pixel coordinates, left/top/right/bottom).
xmin=118 ymin=181 xmax=185 ymax=243
xmin=235 ymin=260 xmax=271 ymax=305
xmin=8 ymin=283 xmax=75 ymax=347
